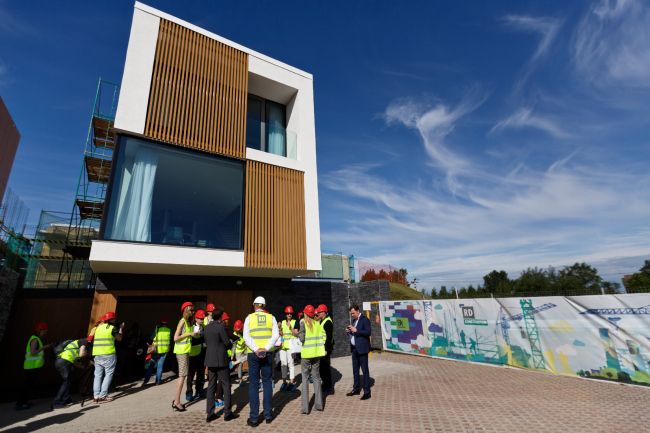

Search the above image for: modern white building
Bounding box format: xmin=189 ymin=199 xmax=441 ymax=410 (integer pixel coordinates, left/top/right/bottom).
xmin=89 ymin=2 xmax=321 ymax=279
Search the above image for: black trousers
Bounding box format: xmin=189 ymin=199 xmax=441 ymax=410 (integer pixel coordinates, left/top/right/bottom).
xmin=320 ymin=353 xmax=332 ymax=389
xmin=186 ymin=352 xmax=205 ymax=396
xmin=352 ymin=347 xmax=370 ymax=395
xmin=207 ymin=366 xmax=231 ymax=416
xmin=17 ymin=368 xmax=39 ymax=406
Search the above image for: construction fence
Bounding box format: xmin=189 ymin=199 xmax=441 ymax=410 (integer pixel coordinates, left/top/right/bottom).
xmin=379 ymin=293 xmax=650 ymax=387
xmin=359 ymin=261 xmax=407 ymax=285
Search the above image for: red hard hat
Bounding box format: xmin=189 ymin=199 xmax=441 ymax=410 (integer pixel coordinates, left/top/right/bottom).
xmin=195 ymin=309 xmax=206 ymax=319
xmin=161 ymin=317 xmax=169 ymax=324
xmin=284 ymin=306 xmax=294 ymax=314
xmin=304 ymin=305 xmax=316 ymax=317
xmin=33 ymin=322 xmax=49 ymax=331
xmin=206 ymin=304 xmax=215 ymax=312
xmin=222 ymin=312 xmax=230 ymax=321
xmin=297 ymin=311 xmax=304 ymax=318
xmin=234 ymin=320 xmax=243 ymax=331
xmin=317 ymin=304 xmax=328 ymax=313
xmin=181 ymin=302 xmax=194 ymax=312
xmin=103 ymin=312 xmax=117 ymax=321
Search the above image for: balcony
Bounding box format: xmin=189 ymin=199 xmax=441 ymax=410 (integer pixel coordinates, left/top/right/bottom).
xmin=246 ymin=117 xmax=297 ymax=160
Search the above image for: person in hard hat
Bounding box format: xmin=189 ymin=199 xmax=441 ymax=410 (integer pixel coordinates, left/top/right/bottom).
xmin=205 ymin=304 xmax=216 ymax=325
xmin=92 ymin=312 xmax=124 ymax=403
xmin=243 ymin=296 xmax=279 ymax=426
xmin=52 ymin=336 xmax=93 ymax=409
xmin=316 ymin=305 xmax=335 ymax=392
xmin=232 ymin=320 xmax=247 ymax=386
xmin=15 ymin=323 xmax=52 ymax=411
xmin=279 ymin=306 xmax=297 ymax=392
xmin=214 ymin=311 xmax=239 ymax=404
xmin=172 ymin=302 xmax=198 ymax=412
xmin=141 ymin=317 xmax=171 ymax=387
xmin=299 ymin=305 xmax=325 ymax=414
xmin=186 ymin=309 xmax=206 ymax=401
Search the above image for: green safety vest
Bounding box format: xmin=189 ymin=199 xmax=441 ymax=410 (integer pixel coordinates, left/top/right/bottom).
xmin=93 ymin=324 xmax=116 ymax=356
xmin=59 ymin=340 xmax=81 ymax=364
xmin=281 ymin=320 xmax=296 ymax=350
xmin=173 ymin=318 xmax=192 ymax=355
xmin=234 ymin=331 xmax=245 ymax=353
xmin=301 ymin=321 xmax=326 ymax=359
xmin=321 ymin=316 xmax=334 ymax=344
xmin=24 ymin=336 xmax=44 ymax=370
xmin=154 ymin=326 xmax=171 ymax=354
xmin=246 ymin=311 xmax=274 ymax=354
xmin=189 ymin=322 xmax=203 ymax=357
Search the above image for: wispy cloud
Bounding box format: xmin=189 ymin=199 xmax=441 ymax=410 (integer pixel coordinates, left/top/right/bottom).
xmin=574 ymin=0 xmax=650 ymax=87
xmin=0 ymin=2 xmax=38 ymax=38
xmin=503 ymin=15 xmax=562 ymax=64
xmin=490 ymin=107 xmax=572 ymax=139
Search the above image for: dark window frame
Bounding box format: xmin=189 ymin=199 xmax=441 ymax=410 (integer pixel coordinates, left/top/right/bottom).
xmin=246 ymin=94 xmax=287 ymax=156
xmin=99 ymin=134 xmax=246 ymax=252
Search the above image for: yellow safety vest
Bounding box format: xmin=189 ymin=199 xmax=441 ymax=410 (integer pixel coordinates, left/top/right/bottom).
xmin=24 ymin=336 xmax=44 ymax=370
xmin=154 ymin=326 xmax=171 ymax=354
xmin=59 ymin=340 xmax=81 ymax=364
xmin=234 ymin=331 xmax=245 ymax=353
xmin=189 ymin=322 xmax=203 ymax=357
xmin=93 ymin=324 xmax=116 ymax=356
xmin=173 ymin=318 xmax=192 ymax=355
xmin=321 ymin=316 xmax=334 ymax=344
xmin=281 ymin=320 xmax=296 ymax=350
xmin=246 ymin=311 xmax=274 ymax=354
xmin=301 ymin=321 xmax=326 ymax=359
xmin=88 ymin=326 xmax=97 ymax=337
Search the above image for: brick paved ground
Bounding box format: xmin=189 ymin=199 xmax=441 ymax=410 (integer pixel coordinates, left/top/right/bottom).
xmin=1 ymin=352 xmax=650 ymax=432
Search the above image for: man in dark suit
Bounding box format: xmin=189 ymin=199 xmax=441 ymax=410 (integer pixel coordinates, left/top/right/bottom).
xmin=346 ymin=305 xmax=372 ymax=400
xmin=204 ymin=307 xmax=239 ymax=422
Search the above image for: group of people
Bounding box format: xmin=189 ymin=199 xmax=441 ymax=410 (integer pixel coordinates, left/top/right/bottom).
xmin=16 ymin=297 xmax=373 ymax=427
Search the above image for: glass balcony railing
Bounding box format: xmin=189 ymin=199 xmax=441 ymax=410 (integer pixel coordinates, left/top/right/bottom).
xmin=246 ymin=117 xmax=297 ymax=160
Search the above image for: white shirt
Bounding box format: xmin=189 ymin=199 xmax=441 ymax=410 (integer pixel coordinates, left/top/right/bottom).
xmin=350 ymin=316 xmax=360 ymax=346
xmin=243 ymin=309 xmax=279 ymax=352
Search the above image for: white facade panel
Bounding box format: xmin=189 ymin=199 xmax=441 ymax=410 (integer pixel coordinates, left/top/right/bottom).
xmin=113 ymin=8 xmax=159 ymax=135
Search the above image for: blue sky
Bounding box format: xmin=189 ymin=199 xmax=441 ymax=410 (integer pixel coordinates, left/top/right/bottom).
xmin=1 ymin=0 xmax=649 ymax=289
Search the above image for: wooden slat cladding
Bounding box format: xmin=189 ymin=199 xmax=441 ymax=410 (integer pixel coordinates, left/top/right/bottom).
xmin=144 ymin=19 xmax=248 ymax=159
xmin=245 ymin=161 xmax=306 ymax=270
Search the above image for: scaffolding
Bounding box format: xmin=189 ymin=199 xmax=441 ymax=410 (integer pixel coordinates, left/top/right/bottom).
xmin=55 ymin=78 xmax=120 ymax=289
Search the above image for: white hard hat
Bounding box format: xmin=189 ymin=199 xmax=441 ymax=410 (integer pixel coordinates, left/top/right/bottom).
xmin=253 ymin=296 xmax=266 ymax=305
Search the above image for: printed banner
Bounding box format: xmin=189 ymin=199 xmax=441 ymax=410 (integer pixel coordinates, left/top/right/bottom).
xmin=379 ymin=294 xmax=650 ymax=386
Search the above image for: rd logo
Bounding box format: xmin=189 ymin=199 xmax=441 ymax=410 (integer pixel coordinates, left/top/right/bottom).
xmin=462 ymin=306 xmax=475 ymax=319
xmin=257 ymin=314 xmax=267 ymax=325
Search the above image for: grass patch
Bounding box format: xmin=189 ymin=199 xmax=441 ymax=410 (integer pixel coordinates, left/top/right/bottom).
xmin=389 ymin=282 xmax=433 ymax=301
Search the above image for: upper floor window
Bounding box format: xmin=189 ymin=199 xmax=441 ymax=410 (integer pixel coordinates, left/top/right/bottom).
xmin=246 ymin=95 xmax=297 ymax=159
xmin=102 ymin=136 xmax=244 ymax=249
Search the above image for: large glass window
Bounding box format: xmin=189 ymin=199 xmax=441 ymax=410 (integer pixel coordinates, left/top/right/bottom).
xmin=103 ymin=136 xmax=244 ymax=249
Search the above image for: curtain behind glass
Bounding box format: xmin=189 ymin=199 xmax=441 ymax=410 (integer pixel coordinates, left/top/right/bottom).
xmin=112 ymin=143 xmax=159 ymax=242
xmin=266 ymin=101 xmax=286 ymax=156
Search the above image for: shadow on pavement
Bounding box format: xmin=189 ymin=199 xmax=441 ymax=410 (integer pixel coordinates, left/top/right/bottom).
xmin=2 ymin=406 xmax=99 ymax=433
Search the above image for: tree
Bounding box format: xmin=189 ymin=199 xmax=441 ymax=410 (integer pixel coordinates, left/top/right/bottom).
xmin=601 ymin=281 xmax=618 ymax=295
xmin=458 ymin=287 xmax=468 ymax=298
xmin=557 ymin=262 xmax=602 ymax=293
xmin=513 ymin=267 xmax=552 ymax=293
xmin=483 ymin=270 xmax=512 ymax=294
xmin=467 ymin=284 xmax=477 ymax=298
xmin=639 ymin=257 xmax=650 ymax=281
xmin=626 ymin=273 xmax=650 ymax=290
xmin=438 ymin=286 xmax=449 ymax=299
xmin=400 ymin=268 xmax=410 ymax=287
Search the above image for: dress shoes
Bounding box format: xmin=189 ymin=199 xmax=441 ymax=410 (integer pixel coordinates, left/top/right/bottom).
xmin=247 ymin=418 xmax=262 ymax=427
xmin=224 ymin=413 xmax=239 ymax=422
xmin=346 ymin=390 xmax=361 ymax=396
xmin=360 ymin=393 xmax=372 ymax=400
xmin=206 ymin=413 xmax=219 ymax=423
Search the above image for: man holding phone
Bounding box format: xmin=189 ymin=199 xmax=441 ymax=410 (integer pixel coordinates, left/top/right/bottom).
xmin=243 ymin=297 xmax=279 ymax=427
xmin=346 ymin=305 xmax=372 ymax=400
